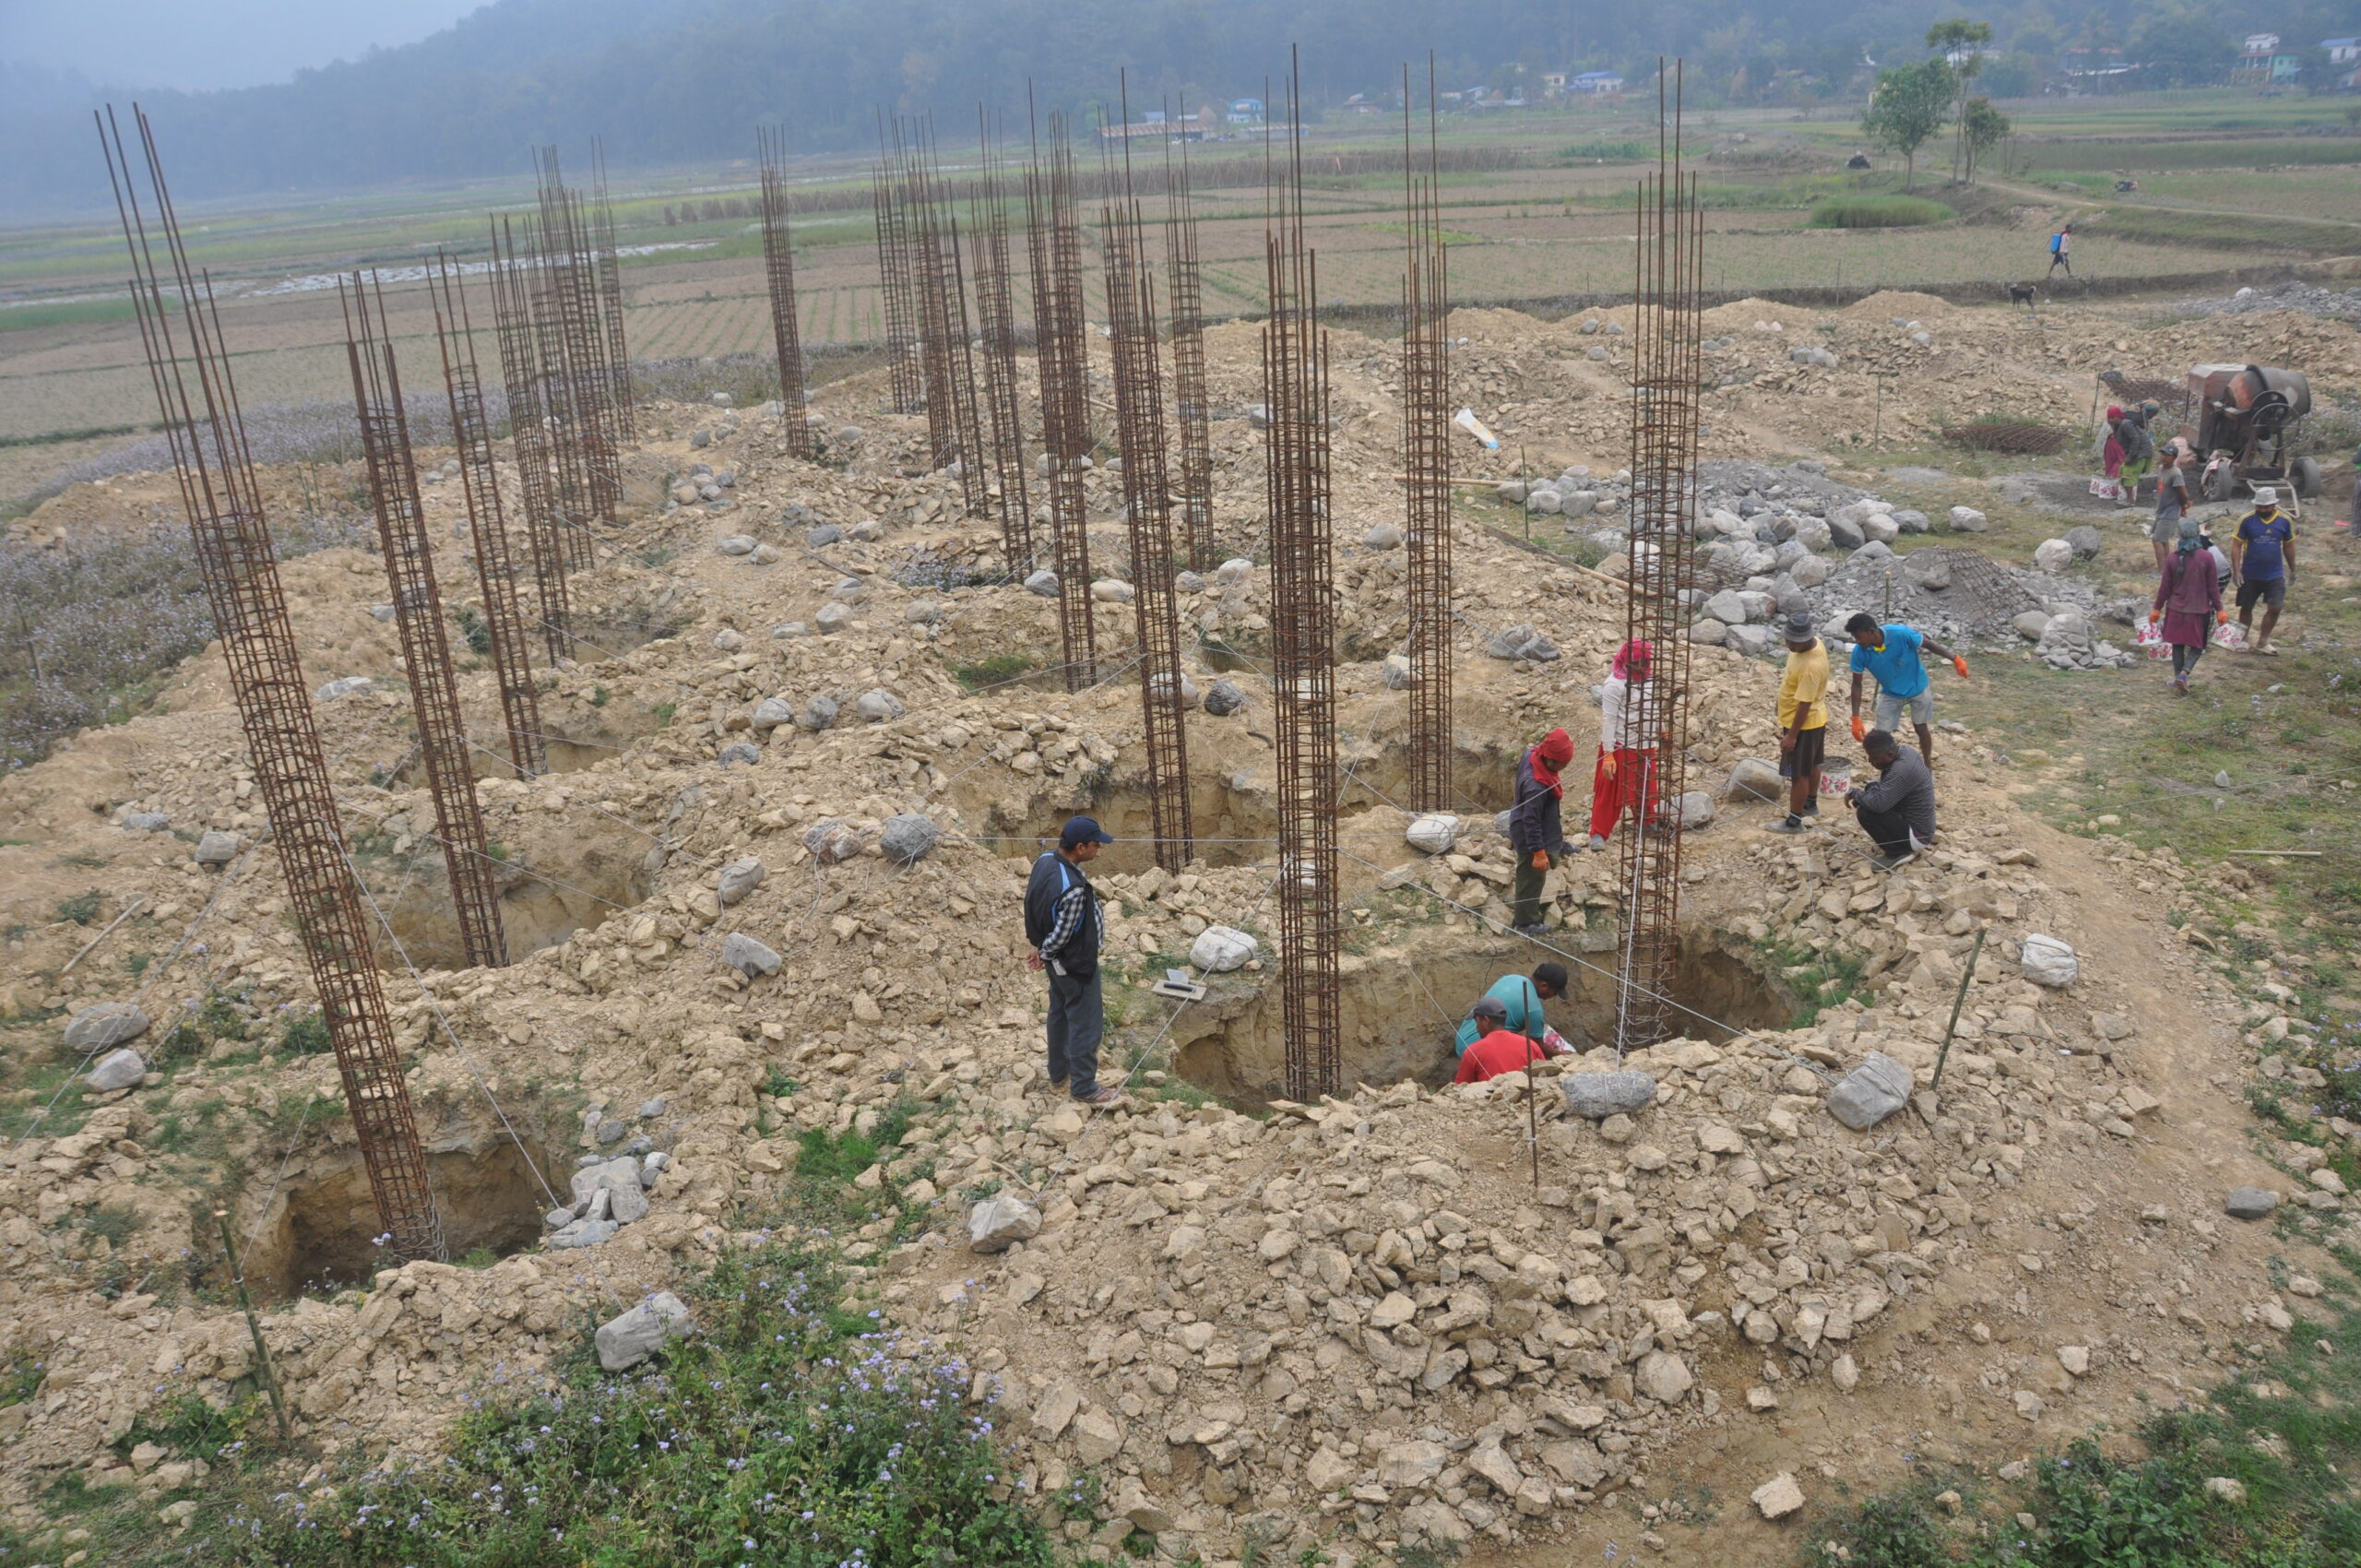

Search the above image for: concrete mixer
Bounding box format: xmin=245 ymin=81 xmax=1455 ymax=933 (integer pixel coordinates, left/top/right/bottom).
xmin=2185 ymin=362 xmax=2322 ymax=507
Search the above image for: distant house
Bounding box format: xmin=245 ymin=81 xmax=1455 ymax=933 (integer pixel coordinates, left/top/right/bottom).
xmin=2235 ymin=32 xmax=2301 ymax=81
xmin=1571 ymin=71 xmax=1624 ymax=94
xmin=2326 ymin=37 xmax=2360 ymax=65
xmin=2058 ymin=47 xmax=2137 ymax=88
xmin=1226 ymin=98 xmax=1264 ymax=125
xmin=1541 ymin=71 xmax=1570 ymax=92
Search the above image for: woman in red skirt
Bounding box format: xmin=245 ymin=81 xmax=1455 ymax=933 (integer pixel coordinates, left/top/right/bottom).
xmin=1588 ymin=638 xmax=1663 ymax=849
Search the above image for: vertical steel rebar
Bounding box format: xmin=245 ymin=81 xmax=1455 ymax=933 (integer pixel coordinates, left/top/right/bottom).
xmin=1104 ymin=76 xmax=1195 ymax=874
xmin=873 ymin=116 xmax=925 ymax=415
xmin=101 ymin=105 xmax=445 ymax=1266
xmin=1026 ymin=101 xmax=1097 ymax=688
xmin=1264 ymin=58 xmax=1341 ymax=1103
xmin=589 ymin=141 xmax=635 ymax=443
xmin=427 ymin=253 xmax=547 ymax=781
xmin=903 ymin=121 xmax=986 ymax=511
xmin=970 ymin=108 xmax=1036 ymax=571
xmin=340 ymin=271 xmax=507 ymax=972
xmin=486 ymin=215 xmax=574 ymax=664
xmin=758 ymin=125 xmax=815 ymax=460
xmin=1613 ymin=62 xmax=1705 ymax=1055
xmin=532 ymin=153 xmax=623 ymax=566
xmin=1401 ymin=58 xmax=1454 ymax=815
xmin=1164 ymin=113 xmax=1216 ymax=571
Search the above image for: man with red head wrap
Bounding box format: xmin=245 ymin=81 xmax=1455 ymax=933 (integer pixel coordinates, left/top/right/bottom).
xmin=1508 ymin=725 xmax=1577 ymax=934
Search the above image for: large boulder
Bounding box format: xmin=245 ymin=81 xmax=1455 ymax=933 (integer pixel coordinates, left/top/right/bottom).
xmin=1190 ymin=925 xmax=1259 ymax=973
xmin=1562 ymin=1072 xmax=1658 ymax=1119
xmin=194 ymin=830 xmax=242 ymax=866
xmin=968 ymin=1194 xmax=1042 ymax=1253
xmin=2013 ymin=610 xmax=2052 ymax=642
xmin=1703 ymin=588 xmax=1751 ymax=625
xmin=85 ymin=1047 xmax=148 ymax=1092
xmin=2020 ymin=933 xmax=2079 ymax=988
xmin=1826 ymin=1052 xmax=1912 ymax=1131
xmin=1024 ymin=569 xmax=1061 ymax=598
xmin=1677 ymin=790 xmax=1715 ymax=829
xmin=314 ymin=676 xmax=374 ymax=703
xmin=749 ymin=696 xmax=797 ymax=731
xmin=1406 ymin=814 xmax=1463 ymax=854
xmin=879 ymin=814 xmax=941 ymax=865
xmin=595 ymin=1291 xmax=693 ymax=1372
xmin=720 ymin=932 xmax=781 ymax=978
xmin=65 ymin=1002 xmax=150 ymax=1052
xmin=2065 ymin=525 xmax=2104 ymax=560
xmin=1723 ymin=757 xmax=1784 ymax=802
xmin=803 ymin=820 xmax=863 ymax=865
xmin=2033 ymin=538 xmax=2074 ymax=574
xmin=1203 ymin=680 xmax=1246 ymax=717
xmin=1949 ymin=505 xmax=1988 ymax=532
xmin=853 ymin=688 xmax=906 ymax=723
xmin=716 ymin=856 xmax=765 ymax=906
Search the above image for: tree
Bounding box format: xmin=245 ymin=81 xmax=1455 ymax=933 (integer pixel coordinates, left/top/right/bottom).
xmin=2131 ymin=11 xmax=2231 ymax=88
xmin=1861 ymin=57 xmax=1952 ymax=190
xmin=1962 ymin=97 xmax=2011 ymax=184
xmin=1925 ymin=18 xmax=1992 ymax=182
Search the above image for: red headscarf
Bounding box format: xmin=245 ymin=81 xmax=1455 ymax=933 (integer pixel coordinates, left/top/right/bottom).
xmin=1529 ymin=728 xmax=1576 ymax=797
xmin=1611 ymin=637 xmax=1653 ymax=680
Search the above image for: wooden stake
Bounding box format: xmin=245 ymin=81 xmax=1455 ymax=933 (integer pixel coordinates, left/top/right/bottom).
xmin=1929 ymin=926 xmax=1987 ymax=1093
xmin=58 ymin=897 xmax=147 ymax=980
xmin=216 ymin=1209 xmax=292 ymax=1443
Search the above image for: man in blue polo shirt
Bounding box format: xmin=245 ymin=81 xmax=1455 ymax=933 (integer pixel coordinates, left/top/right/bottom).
xmin=2231 ymin=487 xmax=2296 ymax=658
xmin=1845 ymin=613 xmax=1967 ymax=770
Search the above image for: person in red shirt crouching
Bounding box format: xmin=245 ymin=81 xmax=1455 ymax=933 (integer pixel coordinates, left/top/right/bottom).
xmin=1454 ymin=996 xmax=1549 ymax=1083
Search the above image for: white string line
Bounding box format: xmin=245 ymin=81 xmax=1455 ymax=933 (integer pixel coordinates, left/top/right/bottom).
xmin=1332 ymin=841 xmax=1837 ymax=1083
xmin=236 ymin=1087 xmax=319 ymax=1270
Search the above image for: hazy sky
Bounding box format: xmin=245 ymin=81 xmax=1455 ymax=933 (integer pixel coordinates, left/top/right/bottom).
xmin=0 ymin=0 xmax=484 ymax=91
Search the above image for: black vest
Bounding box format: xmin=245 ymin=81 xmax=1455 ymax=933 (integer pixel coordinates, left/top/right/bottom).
xmin=1024 ymin=850 xmax=1099 ymax=976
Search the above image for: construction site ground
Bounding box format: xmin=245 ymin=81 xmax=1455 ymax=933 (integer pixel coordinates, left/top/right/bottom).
xmin=1 ymin=280 xmax=2359 ymax=1566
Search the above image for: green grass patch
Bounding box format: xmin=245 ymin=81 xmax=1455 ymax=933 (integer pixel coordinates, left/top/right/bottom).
xmin=1808 ymin=196 xmax=1955 ymax=229
xmin=1811 ymin=1254 xmax=2361 ymax=1565
xmin=53 ymin=890 xmax=102 ymax=926
xmin=1758 ymin=936 xmax=1872 ymax=1025
xmin=952 ymin=653 xmax=1037 ymax=694
xmin=652 ymin=701 xmax=677 ymax=728
xmin=1559 ymin=139 xmax=1651 ymax=161
xmin=0 ymin=297 xmax=154 ymax=333
xmin=279 ymin=1007 xmax=330 ymax=1057
xmin=2032 ymin=137 xmax=2361 ymax=172
xmin=216 ymin=1234 xmax=1059 ymax=1566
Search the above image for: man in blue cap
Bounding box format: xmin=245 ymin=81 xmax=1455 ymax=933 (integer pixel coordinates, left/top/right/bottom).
xmin=1024 ymin=816 xmax=1121 ymax=1105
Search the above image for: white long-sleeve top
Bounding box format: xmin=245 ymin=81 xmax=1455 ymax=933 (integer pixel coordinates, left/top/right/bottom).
xmin=1599 ymin=675 xmax=1654 ymax=752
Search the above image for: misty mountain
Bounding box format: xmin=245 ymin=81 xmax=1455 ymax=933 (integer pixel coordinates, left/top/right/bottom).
xmin=0 ymin=0 xmax=2343 ymax=219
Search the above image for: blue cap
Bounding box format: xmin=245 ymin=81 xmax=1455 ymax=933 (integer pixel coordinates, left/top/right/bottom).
xmin=1061 ymin=815 xmax=1115 ymax=849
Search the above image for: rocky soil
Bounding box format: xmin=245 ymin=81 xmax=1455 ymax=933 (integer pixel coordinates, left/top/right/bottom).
xmin=0 ymin=288 xmax=2356 ymax=1564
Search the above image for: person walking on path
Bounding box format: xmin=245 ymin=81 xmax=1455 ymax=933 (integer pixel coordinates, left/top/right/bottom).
xmin=1587 ymin=638 xmax=1664 ymax=851
xmin=1452 ymin=962 xmax=1571 ymax=1058
xmin=2150 ymin=444 xmax=2191 ymax=571
xmin=1844 ymin=613 xmax=1967 ymax=770
xmin=1844 ymin=729 xmax=1938 ymax=869
xmin=1509 ymin=727 xmax=1577 ymax=935
xmin=1454 ymin=997 xmax=1550 ymax=1084
xmin=2047 ymin=221 xmax=2073 ymax=278
xmin=1772 ymin=611 xmax=1831 ymax=834
xmin=2231 ymin=487 xmax=2296 ymax=657
xmin=2150 ymin=515 xmax=2225 ymax=694
xmin=1023 ymin=815 xmax=1121 ymax=1105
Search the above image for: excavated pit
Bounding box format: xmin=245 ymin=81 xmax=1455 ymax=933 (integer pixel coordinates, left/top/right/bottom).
xmin=241 ymin=1125 xmax=561 ymax=1301
xmin=366 ymin=820 xmax=649 ymax=972
xmin=966 ymin=738 xmax=1518 ymax=875
xmin=1164 ymin=929 xmax=1792 ymax=1102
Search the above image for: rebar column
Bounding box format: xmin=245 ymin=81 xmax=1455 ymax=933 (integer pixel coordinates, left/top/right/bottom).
xmin=1103 ymin=83 xmax=1195 ymax=873
xmin=1026 ymin=106 xmax=1097 ymax=689
xmin=1264 ymin=61 xmax=1341 ymax=1104
xmin=1614 ymin=61 xmax=1705 ymax=1054
xmin=903 ymin=122 xmax=986 ymax=513
xmin=427 ymin=253 xmax=547 ymax=781
xmin=486 ymin=216 xmax=574 ymax=664
xmin=101 ymin=105 xmax=445 ymax=1265
xmin=969 ymin=109 xmax=1036 ymax=571
xmin=1164 ymin=118 xmax=1216 ymax=571
xmin=757 ymin=125 xmax=815 ymax=460
xmin=872 ymin=129 xmax=923 ymax=414
xmin=589 ymin=143 xmax=635 ymax=442
xmin=1401 ymin=60 xmax=1454 ymax=814
xmin=340 ymin=271 xmax=507 ymax=971
xmin=532 ymin=154 xmax=623 ymax=566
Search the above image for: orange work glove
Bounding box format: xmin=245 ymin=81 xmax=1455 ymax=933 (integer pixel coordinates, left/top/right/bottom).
xmin=1601 ymin=754 xmax=1619 ymax=779
xmin=1849 ymin=715 xmax=1867 ymax=743
xmin=1951 ymin=654 xmax=1970 ymax=680
xmin=1529 ymin=849 xmax=1549 ymax=870
xmin=2148 ymin=609 xmax=2161 ymax=624
xmin=2216 ymin=610 xmax=2229 ymax=624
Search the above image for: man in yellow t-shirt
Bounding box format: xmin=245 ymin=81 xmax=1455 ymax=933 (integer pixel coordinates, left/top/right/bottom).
xmin=1773 ymin=610 xmax=1830 ymax=834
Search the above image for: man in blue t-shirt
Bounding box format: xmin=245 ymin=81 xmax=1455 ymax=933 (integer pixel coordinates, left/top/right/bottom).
xmin=2231 ymin=487 xmax=2296 ymax=657
xmin=1844 ymin=613 xmax=1966 ymax=769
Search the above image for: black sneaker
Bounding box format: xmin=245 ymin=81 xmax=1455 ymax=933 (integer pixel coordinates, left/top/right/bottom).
xmin=1770 ymin=815 xmax=1809 ymax=834
xmin=1800 ymin=801 xmax=1821 ymax=817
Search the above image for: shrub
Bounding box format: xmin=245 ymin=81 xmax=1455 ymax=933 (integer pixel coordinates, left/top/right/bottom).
xmin=279 ymin=1008 xmax=331 ymax=1057
xmin=1808 ymin=195 xmax=1954 ymax=228
xmin=224 ymin=1237 xmax=1057 ymax=1566
xmin=54 ymin=891 xmax=102 ymax=926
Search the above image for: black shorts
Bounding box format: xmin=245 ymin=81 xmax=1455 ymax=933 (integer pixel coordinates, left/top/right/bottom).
xmin=1781 ymin=724 xmax=1826 ymax=778
xmin=2236 ymin=576 xmax=2286 ymax=612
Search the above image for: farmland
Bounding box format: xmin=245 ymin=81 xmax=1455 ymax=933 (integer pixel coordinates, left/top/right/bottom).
xmin=5 ymin=86 xmax=2358 ymax=508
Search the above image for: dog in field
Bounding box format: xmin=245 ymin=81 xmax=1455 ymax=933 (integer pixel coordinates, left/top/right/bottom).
xmin=2005 ymin=280 xmax=2039 ymax=312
